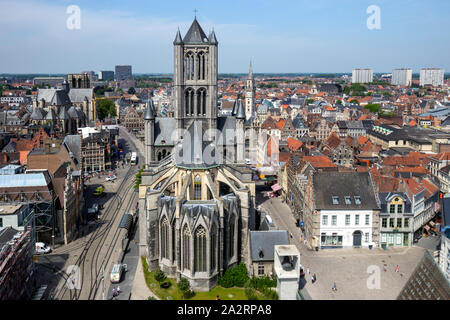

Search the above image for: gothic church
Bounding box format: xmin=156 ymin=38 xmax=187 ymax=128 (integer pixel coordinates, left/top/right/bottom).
xmin=138 ymin=18 xmax=256 ymax=291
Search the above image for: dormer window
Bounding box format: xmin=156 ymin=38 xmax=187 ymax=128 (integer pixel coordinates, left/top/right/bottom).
xmin=332 ymin=196 xmax=339 ymax=205
xmin=354 ymin=196 xmax=361 ymax=205
xmin=344 ymin=196 xmax=351 ymax=205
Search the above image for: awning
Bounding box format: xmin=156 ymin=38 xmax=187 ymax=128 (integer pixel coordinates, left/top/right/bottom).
xmin=119 ymin=213 xmax=133 ymax=230
xmin=428 ymin=221 xmax=435 ymax=227
xmin=271 ymin=184 xmax=282 ymax=191
xmin=424 ymin=225 xmax=430 ymax=231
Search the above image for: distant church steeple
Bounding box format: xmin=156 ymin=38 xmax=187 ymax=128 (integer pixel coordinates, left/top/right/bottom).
xmin=245 ymin=61 xmax=255 ymax=121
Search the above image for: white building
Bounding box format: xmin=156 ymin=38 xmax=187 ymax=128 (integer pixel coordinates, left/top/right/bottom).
xmin=420 ymin=68 xmax=444 ymax=87
xmin=304 ymin=172 xmax=380 ymax=250
xmin=392 ymin=68 xmax=412 ymax=86
xmin=352 ymin=68 xmax=373 ymax=83
xmin=274 ymin=245 xmax=300 ymax=300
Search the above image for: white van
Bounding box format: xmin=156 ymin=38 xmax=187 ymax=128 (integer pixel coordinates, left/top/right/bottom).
xmin=110 ymin=263 xmax=127 ymax=283
xmin=35 ymin=242 xmax=51 ymax=254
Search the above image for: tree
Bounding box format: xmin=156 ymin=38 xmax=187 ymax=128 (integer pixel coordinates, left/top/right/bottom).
xmin=128 ymin=87 xmax=136 ymax=94
xmin=350 ymin=99 xmax=360 ymax=105
xmin=335 ymin=99 xmax=342 ymax=105
xmin=178 ymin=277 xmax=191 ymax=298
xmin=97 ymin=99 xmax=116 ymax=120
xmin=364 ymin=103 xmax=381 ymax=113
xmin=154 ymin=269 xmax=166 ymax=283
xmin=306 ymin=98 xmax=314 ymax=104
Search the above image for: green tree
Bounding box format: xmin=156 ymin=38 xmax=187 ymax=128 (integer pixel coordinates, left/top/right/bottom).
xmin=350 ymin=99 xmax=360 ymax=105
xmin=154 ymin=269 xmax=166 ymax=283
xmin=364 ymin=103 xmax=381 ymax=113
xmin=306 ymin=98 xmax=314 ymax=104
xmin=128 ymin=87 xmax=136 ymax=94
xmin=97 ymin=99 xmax=116 ymax=120
xmin=335 ymin=99 xmax=342 ymax=105
xmin=178 ymin=277 xmax=191 ymax=298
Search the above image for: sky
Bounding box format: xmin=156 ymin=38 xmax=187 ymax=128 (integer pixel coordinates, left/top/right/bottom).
xmin=0 ymin=0 xmax=449 ymax=74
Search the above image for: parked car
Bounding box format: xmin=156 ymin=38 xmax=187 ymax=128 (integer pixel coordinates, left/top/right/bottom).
xmin=110 ymin=263 xmax=127 ymax=283
xmin=106 ymin=175 xmax=117 ymax=182
xmin=35 ymin=242 xmax=51 ymax=254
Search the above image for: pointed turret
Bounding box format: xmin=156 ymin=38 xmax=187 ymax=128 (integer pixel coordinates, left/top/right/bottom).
xmin=231 ymin=99 xmax=238 ymax=116
xmin=173 ymin=28 xmax=183 ymax=45
xmin=209 ymin=29 xmax=218 ymax=45
xmin=144 ymin=99 xmax=155 ymax=120
xmin=236 ymin=99 xmax=246 ymax=119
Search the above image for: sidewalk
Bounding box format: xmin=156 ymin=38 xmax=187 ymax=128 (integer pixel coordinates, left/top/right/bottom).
xmin=130 ymin=257 xmax=160 ymax=300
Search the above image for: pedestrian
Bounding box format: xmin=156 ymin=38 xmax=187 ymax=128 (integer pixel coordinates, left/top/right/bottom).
xmin=117 ymin=286 xmax=121 ymax=294
xmin=307 ymin=268 xmax=310 ymax=276
xmin=216 ymin=295 xmax=220 ymax=301
xmin=332 ymin=282 xmax=337 ymax=291
xmin=395 ymin=265 xmax=399 ymax=273
xmin=383 ymin=265 xmax=387 ymax=272
xmin=290 ymin=232 xmax=293 ymax=239
xmin=312 ymin=274 xmax=316 ymax=283
xmin=112 ymin=287 xmax=117 ymax=297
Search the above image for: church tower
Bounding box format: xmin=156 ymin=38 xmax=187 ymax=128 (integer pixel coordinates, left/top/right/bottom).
xmin=245 ymin=62 xmax=255 ymax=121
xmin=173 ymin=18 xmax=218 ymax=141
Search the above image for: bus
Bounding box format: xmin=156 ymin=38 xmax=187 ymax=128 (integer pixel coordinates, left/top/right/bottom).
xmin=130 ymin=152 xmax=137 ymax=166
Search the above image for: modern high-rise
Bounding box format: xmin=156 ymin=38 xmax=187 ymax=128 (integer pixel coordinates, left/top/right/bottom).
xmin=420 ymin=68 xmax=444 ymax=87
xmin=98 ymin=71 xmax=114 ymax=81
xmin=352 ymin=68 xmax=373 ymax=83
xmin=392 ymin=68 xmax=412 ymax=86
xmin=115 ymin=65 xmax=132 ymax=81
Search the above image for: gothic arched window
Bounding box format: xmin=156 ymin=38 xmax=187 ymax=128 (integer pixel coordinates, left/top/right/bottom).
xmin=185 ymin=88 xmax=194 ymax=116
xmin=161 ymin=216 xmax=169 ymax=259
xmin=196 ymin=51 xmax=206 ymax=80
xmin=229 ymin=214 xmax=235 ymax=260
xmin=183 ymin=225 xmax=190 ymax=271
xmin=210 ymin=224 xmax=217 ymax=272
xmin=194 ymin=174 xmax=202 ymax=200
xmin=185 ymin=52 xmax=194 ymax=80
xmin=196 ymin=88 xmax=206 ymax=116
xmin=194 ymin=226 xmax=207 ymax=272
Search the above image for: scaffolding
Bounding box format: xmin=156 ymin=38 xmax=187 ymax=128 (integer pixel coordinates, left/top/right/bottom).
xmin=0 ymin=190 xmax=56 ymax=243
xmin=0 ymin=227 xmax=34 ymax=300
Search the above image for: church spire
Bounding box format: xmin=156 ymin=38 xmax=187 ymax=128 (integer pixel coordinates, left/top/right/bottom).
xmin=173 ymin=28 xmax=183 ymax=45
xmin=249 ymin=61 xmax=253 ymax=79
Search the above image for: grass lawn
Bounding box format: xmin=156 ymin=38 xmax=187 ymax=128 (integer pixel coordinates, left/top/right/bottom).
xmin=141 ymin=257 xmax=273 ymax=300
xmin=190 ymin=286 xmax=248 ymax=300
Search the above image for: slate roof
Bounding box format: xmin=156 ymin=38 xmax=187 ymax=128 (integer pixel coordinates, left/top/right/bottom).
xmin=67 ymin=88 xmax=93 ymax=103
xmin=30 ymin=107 xmax=47 ymax=120
xmin=38 ymin=89 xmax=71 ymax=105
xmin=249 ymin=230 xmax=289 ymax=262
xmin=174 ymin=120 xmax=217 ymax=169
xmin=217 ymin=116 xmax=237 ymax=145
xmin=313 ymin=171 xmax=379 ymax=210
xmin=154 ymin=118 xmax=176 ymax=146
xmin=183 ymin=18 xmax=209 ymax=44
xmin=63 ymin=135 xmax=82 ymax=170
xmin=378 ymin=192 xmax=412 ymax=214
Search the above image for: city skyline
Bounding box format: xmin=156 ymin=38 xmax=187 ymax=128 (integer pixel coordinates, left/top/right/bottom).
xmin=0 ymin=0 xmax=449 ymax=74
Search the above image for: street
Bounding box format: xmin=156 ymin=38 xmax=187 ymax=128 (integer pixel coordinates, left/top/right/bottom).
xmin=34 ymin=127 xmax=144 ymax=300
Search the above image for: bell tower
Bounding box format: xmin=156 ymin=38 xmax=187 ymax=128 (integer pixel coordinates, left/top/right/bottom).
xmin=245 ymin=62 xmax=255 ymax=121
xmin=173 ymin=18 xmax=218 ymax=141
